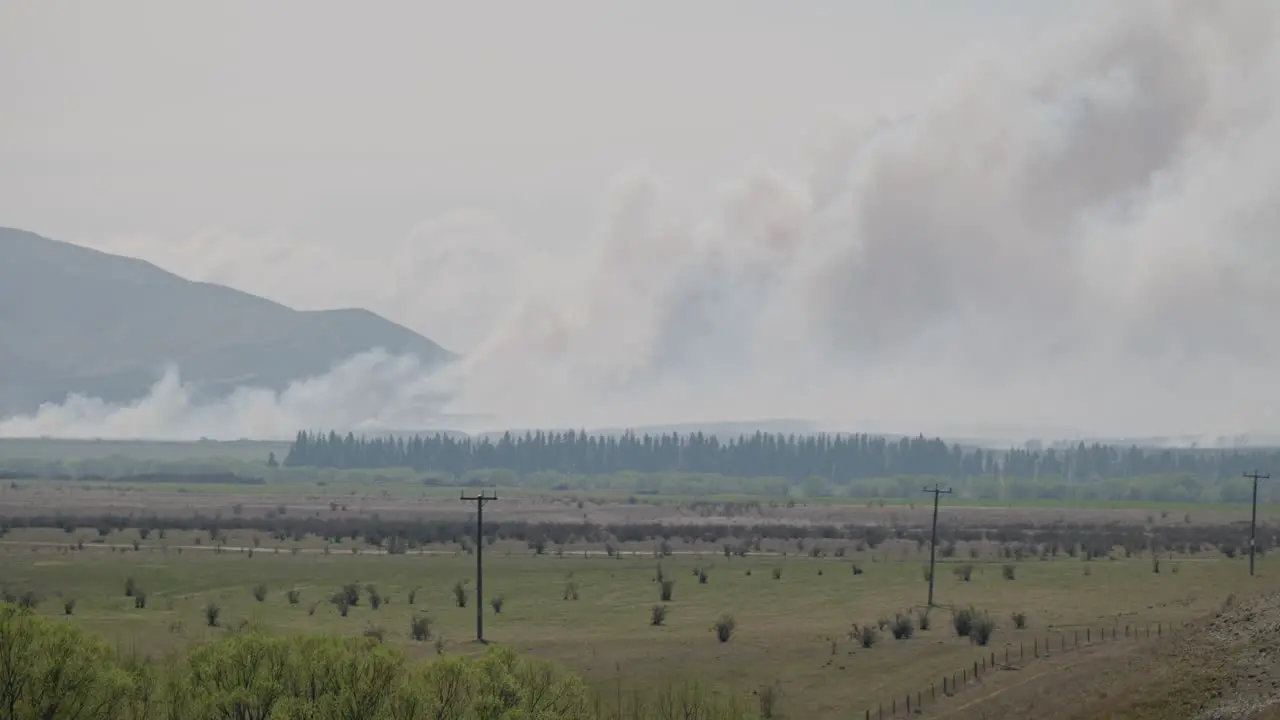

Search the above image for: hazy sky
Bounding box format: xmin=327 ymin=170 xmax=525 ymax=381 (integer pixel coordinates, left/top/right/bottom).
xmin=3 ymin=1 xmax=1280 ymax=441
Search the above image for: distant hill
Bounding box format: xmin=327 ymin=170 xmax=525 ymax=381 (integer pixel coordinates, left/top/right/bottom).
xmin=0 ymin=227 xmax=455 ymax=415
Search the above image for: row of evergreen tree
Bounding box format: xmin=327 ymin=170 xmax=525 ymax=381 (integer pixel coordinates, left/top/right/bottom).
xmin=282 ymin=430 xmax=1280 ymax=482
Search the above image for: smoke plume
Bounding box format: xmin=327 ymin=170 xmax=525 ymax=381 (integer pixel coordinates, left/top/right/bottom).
xmin=5 ymin=0 xmax=1280 ymax=441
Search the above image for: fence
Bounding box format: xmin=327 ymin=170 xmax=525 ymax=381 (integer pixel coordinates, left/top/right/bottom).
xmin=860 ymin=619 xmax=1186 ymax=719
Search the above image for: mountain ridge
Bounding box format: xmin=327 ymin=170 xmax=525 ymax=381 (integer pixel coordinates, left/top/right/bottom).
xmin=0 ymin=226 xmax=455 ymax=416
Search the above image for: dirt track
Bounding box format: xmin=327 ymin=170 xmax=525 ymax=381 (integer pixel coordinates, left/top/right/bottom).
xmin=917 ymin=591 xmax=1280 ymax=720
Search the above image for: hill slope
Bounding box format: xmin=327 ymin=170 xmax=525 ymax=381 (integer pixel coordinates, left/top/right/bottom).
xmin=0 ymin=227 xmax=455 ymax=416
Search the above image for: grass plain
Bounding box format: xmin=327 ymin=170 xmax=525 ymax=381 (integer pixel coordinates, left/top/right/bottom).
xmin=2 ymin=437 xmax=1277 ymax=717
xmin=0 ymin=528 xmax=1271 ymax=718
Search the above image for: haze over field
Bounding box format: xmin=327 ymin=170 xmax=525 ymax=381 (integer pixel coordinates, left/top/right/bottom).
xmin=2 ymin=1 xmax=1279 ymax=442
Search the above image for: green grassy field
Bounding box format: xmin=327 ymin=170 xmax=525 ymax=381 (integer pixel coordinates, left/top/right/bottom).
xmin=0 ymin=537 xmax=1270 ymax=718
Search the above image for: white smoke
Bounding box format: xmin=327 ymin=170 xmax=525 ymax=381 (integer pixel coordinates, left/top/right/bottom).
xmin=7 ymin=0 xmax=1280 ymax=441
xmin=0 ymin=351 xmax=458 ymax=441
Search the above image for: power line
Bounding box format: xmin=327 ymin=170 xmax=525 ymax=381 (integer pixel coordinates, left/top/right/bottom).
xmin=461 ymin=490 xmax=498 ymax=642
xmin=923 ymin=484 xmax=952 ymax=607
xmin=1245 ymin=471 xmax=1269 ymax=577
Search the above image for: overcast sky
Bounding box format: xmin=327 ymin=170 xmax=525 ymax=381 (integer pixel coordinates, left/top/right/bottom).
xmin=3 ymin=1 xmax=1280 ymax=441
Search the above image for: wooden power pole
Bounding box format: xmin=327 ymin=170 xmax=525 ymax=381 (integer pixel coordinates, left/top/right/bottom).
xmin=461 ymin=490 xmax=498 ymax=641
xmin=923 ymin=484 xmax=952 ymax=607
xmin=1245 ymin=471 xmax=1269 ymax=577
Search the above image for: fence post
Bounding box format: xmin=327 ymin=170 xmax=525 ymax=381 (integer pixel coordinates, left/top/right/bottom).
xmin=1087 ymin=628 xmax=1091 ymax=643
xmin=1158 ymin=622 xmax=1162 ymax=638
xmin=1034 ymin=639 xmax=1039 ymax=658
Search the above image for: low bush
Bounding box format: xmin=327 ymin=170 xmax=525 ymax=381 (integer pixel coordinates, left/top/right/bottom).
xmin=890 ymin=612 xmax=915 ymax=640
xmin=452 ymin=581 xmax=468 ymax=608
xmin=651 ymin=604 xmax=668 ymax=626
xmin=850 ymin=623 xmax=877 ymax=648
xmin=253 ymin=584 xmax=267 ymax=602
xmin=660 ymin=579 xmax=675 ymax=602
xmin=972 ymin=612 xmax=996 ymax=646
xmin=1011 ymin=611 xmax=1028 ymax=629
xmin=410 ymin=615 xmax=433 ymax=641
xmin=1002 ymin=564 xmax=1016 ymax=580
xmin=713 ymin=614 xmax=736 ymax=642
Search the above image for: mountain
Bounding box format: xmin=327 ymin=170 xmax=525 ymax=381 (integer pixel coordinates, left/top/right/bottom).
xmin=0 ymin=227 xmax=455 ymax=416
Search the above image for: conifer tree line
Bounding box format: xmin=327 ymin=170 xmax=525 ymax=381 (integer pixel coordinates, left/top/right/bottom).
xmin=283 ymin=429 xmax=1280 ymax=482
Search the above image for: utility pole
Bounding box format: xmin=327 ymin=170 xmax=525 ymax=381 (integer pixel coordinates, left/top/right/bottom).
xmin=923 ymin=484 xmax=953 ymax=607
xmin=461 ymin=490 xmax=498 ymax=642
xmin=1245 ymin=471 xmax=1269 ymax=577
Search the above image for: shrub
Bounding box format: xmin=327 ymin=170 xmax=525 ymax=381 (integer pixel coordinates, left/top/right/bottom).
xmin=1152 ymin=554 xmax=1161 ymax=574
xmin=125 ymin=576 xmax=137 ymax=597
xmin=253 ymin=584 xmax=267 ymax=602
xmin=772 ymin=567 xmax=782 ymax=580
xmin=890 ymin=612 xmax=915 ymax=640
xmin=922 ymin=567 xmax=933 ymax=582
xmin=917 ymin=609 xmax=931 ymax=631
xmin=1002 ymin=564 xmax=1016 ymax=580
xmin=850 ymin=623 xmax=877 ymax=648
xmin=563 ymin=581 xmax=580 ymax=601
xmin=341 ymin=582 xmax=361 ymax=606
xmin=952 ymin=606 xmax=976 ymax=637
xmin=334 ymin=596 xmax=351 ymax=617
xmin=410 ymin=615 xmax=433 ymax=641
xmin=133 ymin=592 xmax=147 ymax=609
xmin=651 ymin=604 xmax=668 ymax=626
xmin=660 ymin=579 xmax=675 ymax=602
xmin=286 ymin=589 xmax=301 ymax=605
xmin=363 ymin=623 xmax=385 ymax=643
xmin=971 ymin=612 xmax=996 ymax=646
xmin=852 ymin=563 xmax=864 ymax=576
xmin=953 ymin=564 xmax=974 ymax=581
xmin=63 ymin=597 xmax=77 ymax=615
xmin=698 ymin=569 xmax=709 ymax=585
xmin=491 ymin=594 xmax=505 ymax=614
xmin=205 ymin=603 xmax=221 ymax=627
xmin=408 ymin=586 xmax=419 ymax=604
xmin=0 ymin=605 xmax=141 ymax=717
xmin=308 ymin=601 xmax=319 ymax=616
xmin=713 ymin=614 xmax=736 ymax=642
xmin=1011 ymin=611 xmax=1028 ymax=629
xmin=758 ymin=683 xmax=781 ymax=719
xmin=367 ymin=585 xmax=382 ymax=610
xmin=452 ymin=581 xmax=469 ymax=608
xmin=17 ymin=590 xmax=40 ymax=609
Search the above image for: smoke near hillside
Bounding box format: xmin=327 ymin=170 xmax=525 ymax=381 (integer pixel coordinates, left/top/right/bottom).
xmin=5 ymin=0 xmax=1280 ymax=441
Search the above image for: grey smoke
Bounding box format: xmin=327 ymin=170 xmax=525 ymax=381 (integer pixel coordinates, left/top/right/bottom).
xmin=4 ymin=0 xmax=1280 ymax=440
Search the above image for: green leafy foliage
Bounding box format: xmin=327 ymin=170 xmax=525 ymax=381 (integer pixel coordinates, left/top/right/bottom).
xmin=1 ymin=602 xmax=593 ymax=719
